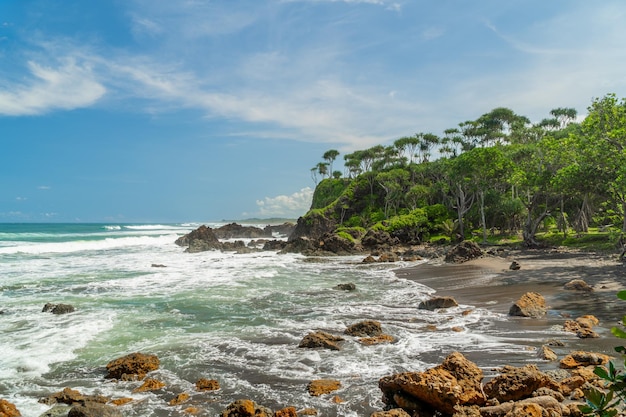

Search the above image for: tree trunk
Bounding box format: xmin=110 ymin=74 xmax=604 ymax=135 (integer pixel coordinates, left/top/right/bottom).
xmin=479 ymin=190 xmax=487 ymax=243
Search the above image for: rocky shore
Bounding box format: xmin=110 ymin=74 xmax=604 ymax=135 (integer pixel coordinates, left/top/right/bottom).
xmin=5 ymin=223 xmax=626 ymax=417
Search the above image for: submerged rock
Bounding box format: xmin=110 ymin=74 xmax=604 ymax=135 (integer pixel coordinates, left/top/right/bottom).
xmin=344 ymin=320 xmax=382 ymax=337
xmin=42 ymin=303 xmax=75 ymax=314
xmin=298 ymin=331 xmax=344 ymax=350
xmin=221 ymin=399 xmax=272 ymax=417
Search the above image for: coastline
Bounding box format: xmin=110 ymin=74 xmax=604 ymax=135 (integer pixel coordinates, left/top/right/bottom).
xmin=395 ymin=247 xmax=626 ymax=369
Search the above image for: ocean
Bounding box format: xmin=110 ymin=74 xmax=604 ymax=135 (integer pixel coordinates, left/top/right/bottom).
xmin=0 ymin=223 xmax=579 ymax=416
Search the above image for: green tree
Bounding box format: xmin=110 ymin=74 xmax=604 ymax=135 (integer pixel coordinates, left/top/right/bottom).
xmin=323 ymin=149 xmax=340 ymax=175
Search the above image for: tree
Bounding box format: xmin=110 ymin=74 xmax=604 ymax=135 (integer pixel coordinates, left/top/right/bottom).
xmin=394 ymin=136 xmax=420 ymax=164
xmin=323 ymin=149 xmax=340 ymax=175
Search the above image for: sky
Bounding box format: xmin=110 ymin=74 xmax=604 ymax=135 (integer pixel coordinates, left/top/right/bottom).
xmin=1 ymin=0 xmax=626 ymax=223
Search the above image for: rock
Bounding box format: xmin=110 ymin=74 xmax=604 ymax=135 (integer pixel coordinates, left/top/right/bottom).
xmin=418 ymin=296 xmax=459 ymax=310
xmin=362 ymin=229 xmax=400 ymax=249
xmin=195 ymin=378 xmax=220 ymax=391
xmin=344 ymin=320 xmax=383 ymax=337
xmin=378 ymin=252 xmax=400 ymax=262
xmin=38 ymin=405 xmax=71 ymax=417
xmin=370 ymin=409 xmax=411 ymax=417
xmin=509 ymin=261 xmax=521 ymax=270
xmin=151 ymin=264 xmax=167 ymax=268
xmin=168 ymin=393 xmax=190 ymax=406
xmin=262 ymin=240 xmax=287 ymax=251
xmin=362 ymin=255 xmax=377 ymax=263
xmin=280 ymin=236 xmax=318 ymax=254
xmin=479 ymin=396 xmax=561 ymax=417
xmin=319 ymin=233 xmax=361 ymax=255
xmin=221 ymin=399 xmax=272 ymax=417
xmin=275 ymin=407 xmax=298 ymax=417
xmin=563 ymin=315 xmax=600 ymax=338
xmin=444 ymin=241 xmax=483 ymax=263
xmin=307 ymin=379 xmax=341 ymax=396
xmin=539 ymin=345 xmax=557 ymax=361
xmin=483 ymin=364 xmax=558 ymax=402
xmin=67 ymin=403 xmax=122 ymax=417
xmin=105 ymin=352 xmax=160 ymax=380
xmin=213 ymin=223 xmax=271 ymax=239
xmin=379 ymin=351 xmax=486 ymax=415
xmin=335 ymin=283 xmax=356 ymax=291
xmin=132 ymin=378 xmax=165 ymax=393
xmin=560 ymin=351 xmax=610 ymax=369
xmin=0 ymin=399 xmax=21 ymax=417
xmin=39 ymin=388 xmax=108 ymax=406
xmin=359 ymin=334 xmax=395 ymax=345
xmin=263 ymin=222 xmax=296 ymax=238
xmin=564 ymin=279 xmax=593 ymax=292
xmin=109 ymin=398 xmax=133 ymax=406
xmin=298 ymin=331 xmax=344 ymax=350
xmin=175 ymin=225 xmax=222 ymax=253
xmin=508 ymin=292 xmax=546 ymax=318
xmin=42 ymin=303 xmax=75 ymax=314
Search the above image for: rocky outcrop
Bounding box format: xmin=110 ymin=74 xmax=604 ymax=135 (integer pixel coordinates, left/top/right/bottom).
xmin=42 ymin=303 xmax=75 ymax=314
xmin=418 ymin=296 xmax=459 ymax=311
xmin=319 ymin=233 xmax=362 ymax=254
xmin=362 ymin=230 xmax=400 ymax=250
xmin=213 ymin=223 xmax=272 ymax=239
xmin=307 ymin=379 xmax=341 ymax=396
xmin=444 ymin=241 xmax=483 ymax=263
xmin=289 ymin=212 xmax=337 ymax=244
xmin=379 ymin=352 xmax=486 ymax=415
xmin=298 ymin=331 xmax=344 ymax=350
xmin=263 ymin=222 xmax=296 ymax=238
xmin=483 ymin=365 xmax=558 ymax=402
xmin=175 ymin=225 xmax=221 ymax=253
xmin=221 ymin=399 xmax=273 ymax=417
xmin=508 ymin=292 xmax=547 ymax=318
xmin=105 ymin=352 xmax=160 ymax=381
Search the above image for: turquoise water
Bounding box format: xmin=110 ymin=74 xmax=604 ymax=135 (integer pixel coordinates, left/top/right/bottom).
xmin=0 ymin=223 xmax=540 ymax=417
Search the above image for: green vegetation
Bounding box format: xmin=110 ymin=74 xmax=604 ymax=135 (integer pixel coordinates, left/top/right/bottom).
xmin=304 ymin=93 xmax=626 ymax=250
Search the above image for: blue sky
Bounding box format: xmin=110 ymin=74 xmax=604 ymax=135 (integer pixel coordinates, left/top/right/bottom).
xmin=1 ymin=0 xmax=625 ymax=223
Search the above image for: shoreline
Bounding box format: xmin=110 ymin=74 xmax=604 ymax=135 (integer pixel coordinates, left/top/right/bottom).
xmin=395 ymin=247 xmax=626 ymax=369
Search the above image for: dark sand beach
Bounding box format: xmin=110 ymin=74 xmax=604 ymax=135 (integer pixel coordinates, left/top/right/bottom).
xmin=396 ymin=248 xmax=626 ymax=372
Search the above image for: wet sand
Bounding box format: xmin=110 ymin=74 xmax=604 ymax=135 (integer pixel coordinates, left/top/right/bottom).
xmin=396 ymin=248 xmax=626 ymax=370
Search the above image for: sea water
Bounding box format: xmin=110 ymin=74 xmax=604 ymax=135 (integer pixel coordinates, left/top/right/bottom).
xmin=0 ymin=223 xmax=552 ymax=416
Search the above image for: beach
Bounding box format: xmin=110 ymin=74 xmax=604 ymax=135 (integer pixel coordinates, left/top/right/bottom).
xmin=396 ymin=247 xmax=626 ymax=372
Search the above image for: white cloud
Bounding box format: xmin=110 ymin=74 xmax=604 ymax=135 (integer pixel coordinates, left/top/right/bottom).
xmin=255 ymin=187 xmax=314 ymax=218
xmin=0 ymin=58 xmax=106 ymax=116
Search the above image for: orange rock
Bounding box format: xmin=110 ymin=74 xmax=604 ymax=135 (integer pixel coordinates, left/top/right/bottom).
xmin=105 ymin=352 xmax=160 ymax=381
xmin=358 ymin=334 xmax=395 ymax=345
xmin=168 ymin=392 xmax=190 ymax=406
xmin=183 ymin=406 xmax=200 ymax=414
xmin=307 ymin=379 xmax=341 ymax=396
xmin=0 ymin=399 xmax=21 ymax=417
xmin=110 ymin=398 xmax=133 ymax=406
xmin=331 ymin=395 xmax=344 ymax=403
xmin=195 ymin=378 xmax=220 ymax=391
xmin=274 ymin=406 xmax=297 ymax=417
xmin=560 ymin=351 xmax=610 ymax=369
xmin=508 ymin=292 xmax=546 ymax=318
xmin=132 ymin=378 xmax=165 ymax=393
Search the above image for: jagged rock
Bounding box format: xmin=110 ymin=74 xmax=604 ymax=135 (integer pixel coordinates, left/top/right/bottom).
xmin=418 ymin=296 xmax=459 ymax=311
xmin=280 ymin=236 xmax=318 ymax=254
xmin=345 ymin=320 xmax=383 ymax=337
xmin=563 ymin=315 xmax=600 ymax=338
xmin=175 ymin=225 xmax=222 ymax=253
xmin=319 ymin=233 xmax=361 ymax=255
xmin=559 ymin=351 xmax=610 ymax=369
xmin=362 ymin=229 xmax=400 ymax=249
xmin=195 ymin=378 xmax=220 ymax=391
xmin=564 ymin=279 xmax=593 ymax=292
xmin=68 ymin=403 xmax=122 ymax=417
xmin=483 ymin=365 xmax=558 ymax=402
xmin=263 ymin=222 xmax=296 ymax=238
xmin=379 ymin=352 xmax=486 ymax=415
xmin=132 ymin=378 xmax=165 ymax=393
xmin=335 ymin=282 xmax=356 ymax=291
xmin=508 ymin=292 xmax=546 ymax=318
xmin=39 ymin=388 xmax=108 ymax=406
xmin=509 ymin=261 xmax=521 ymax=270
xmin=274 ymin=407 xmax=298 ymax=417
xmin=0 ymin=399 xmax=21 ymax=417
xmin=444 ymin=241 xmax=483 ymax=263
xmin=42 ymin=303 xmax=75 ymax=314
xmin=262 ymin=240 xmax=287 ymax=251
xmin=213 ymin=223 xmax=271 ymax=239
xmin=307 ymin=379 xmax=341 ymax=396
xmin=105 ymin=352 xmax=160 ymax=380
xmin=221 ymin=399 xmax=272 ymax=417
xmin=370 ymin=409 xmax=411 ymax=417
xmin=289 ymin=212 xmax=337 ymax=243
xmin=298 ymin=331 xmax=344 ymax=350
xmin=539 ymin=345 xmax=557 ymax=361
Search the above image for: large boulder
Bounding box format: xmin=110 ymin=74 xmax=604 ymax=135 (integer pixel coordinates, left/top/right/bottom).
xmin=508 ymin=292 xmax=547 ymax=318
xmin=379 ymin=352 xmax=486 ymax=415
xmin=482 ymin=365 xmax=558 ymax=402
xmin=298 ymin=331 xmax=344 ymax=350
xmin=175 ymin=225 xmax=222 ymax=253
xmin=444 ymin=241 xmax=483 ymax=263
xmin=105 ymin=352 xmax=160 ymax=380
